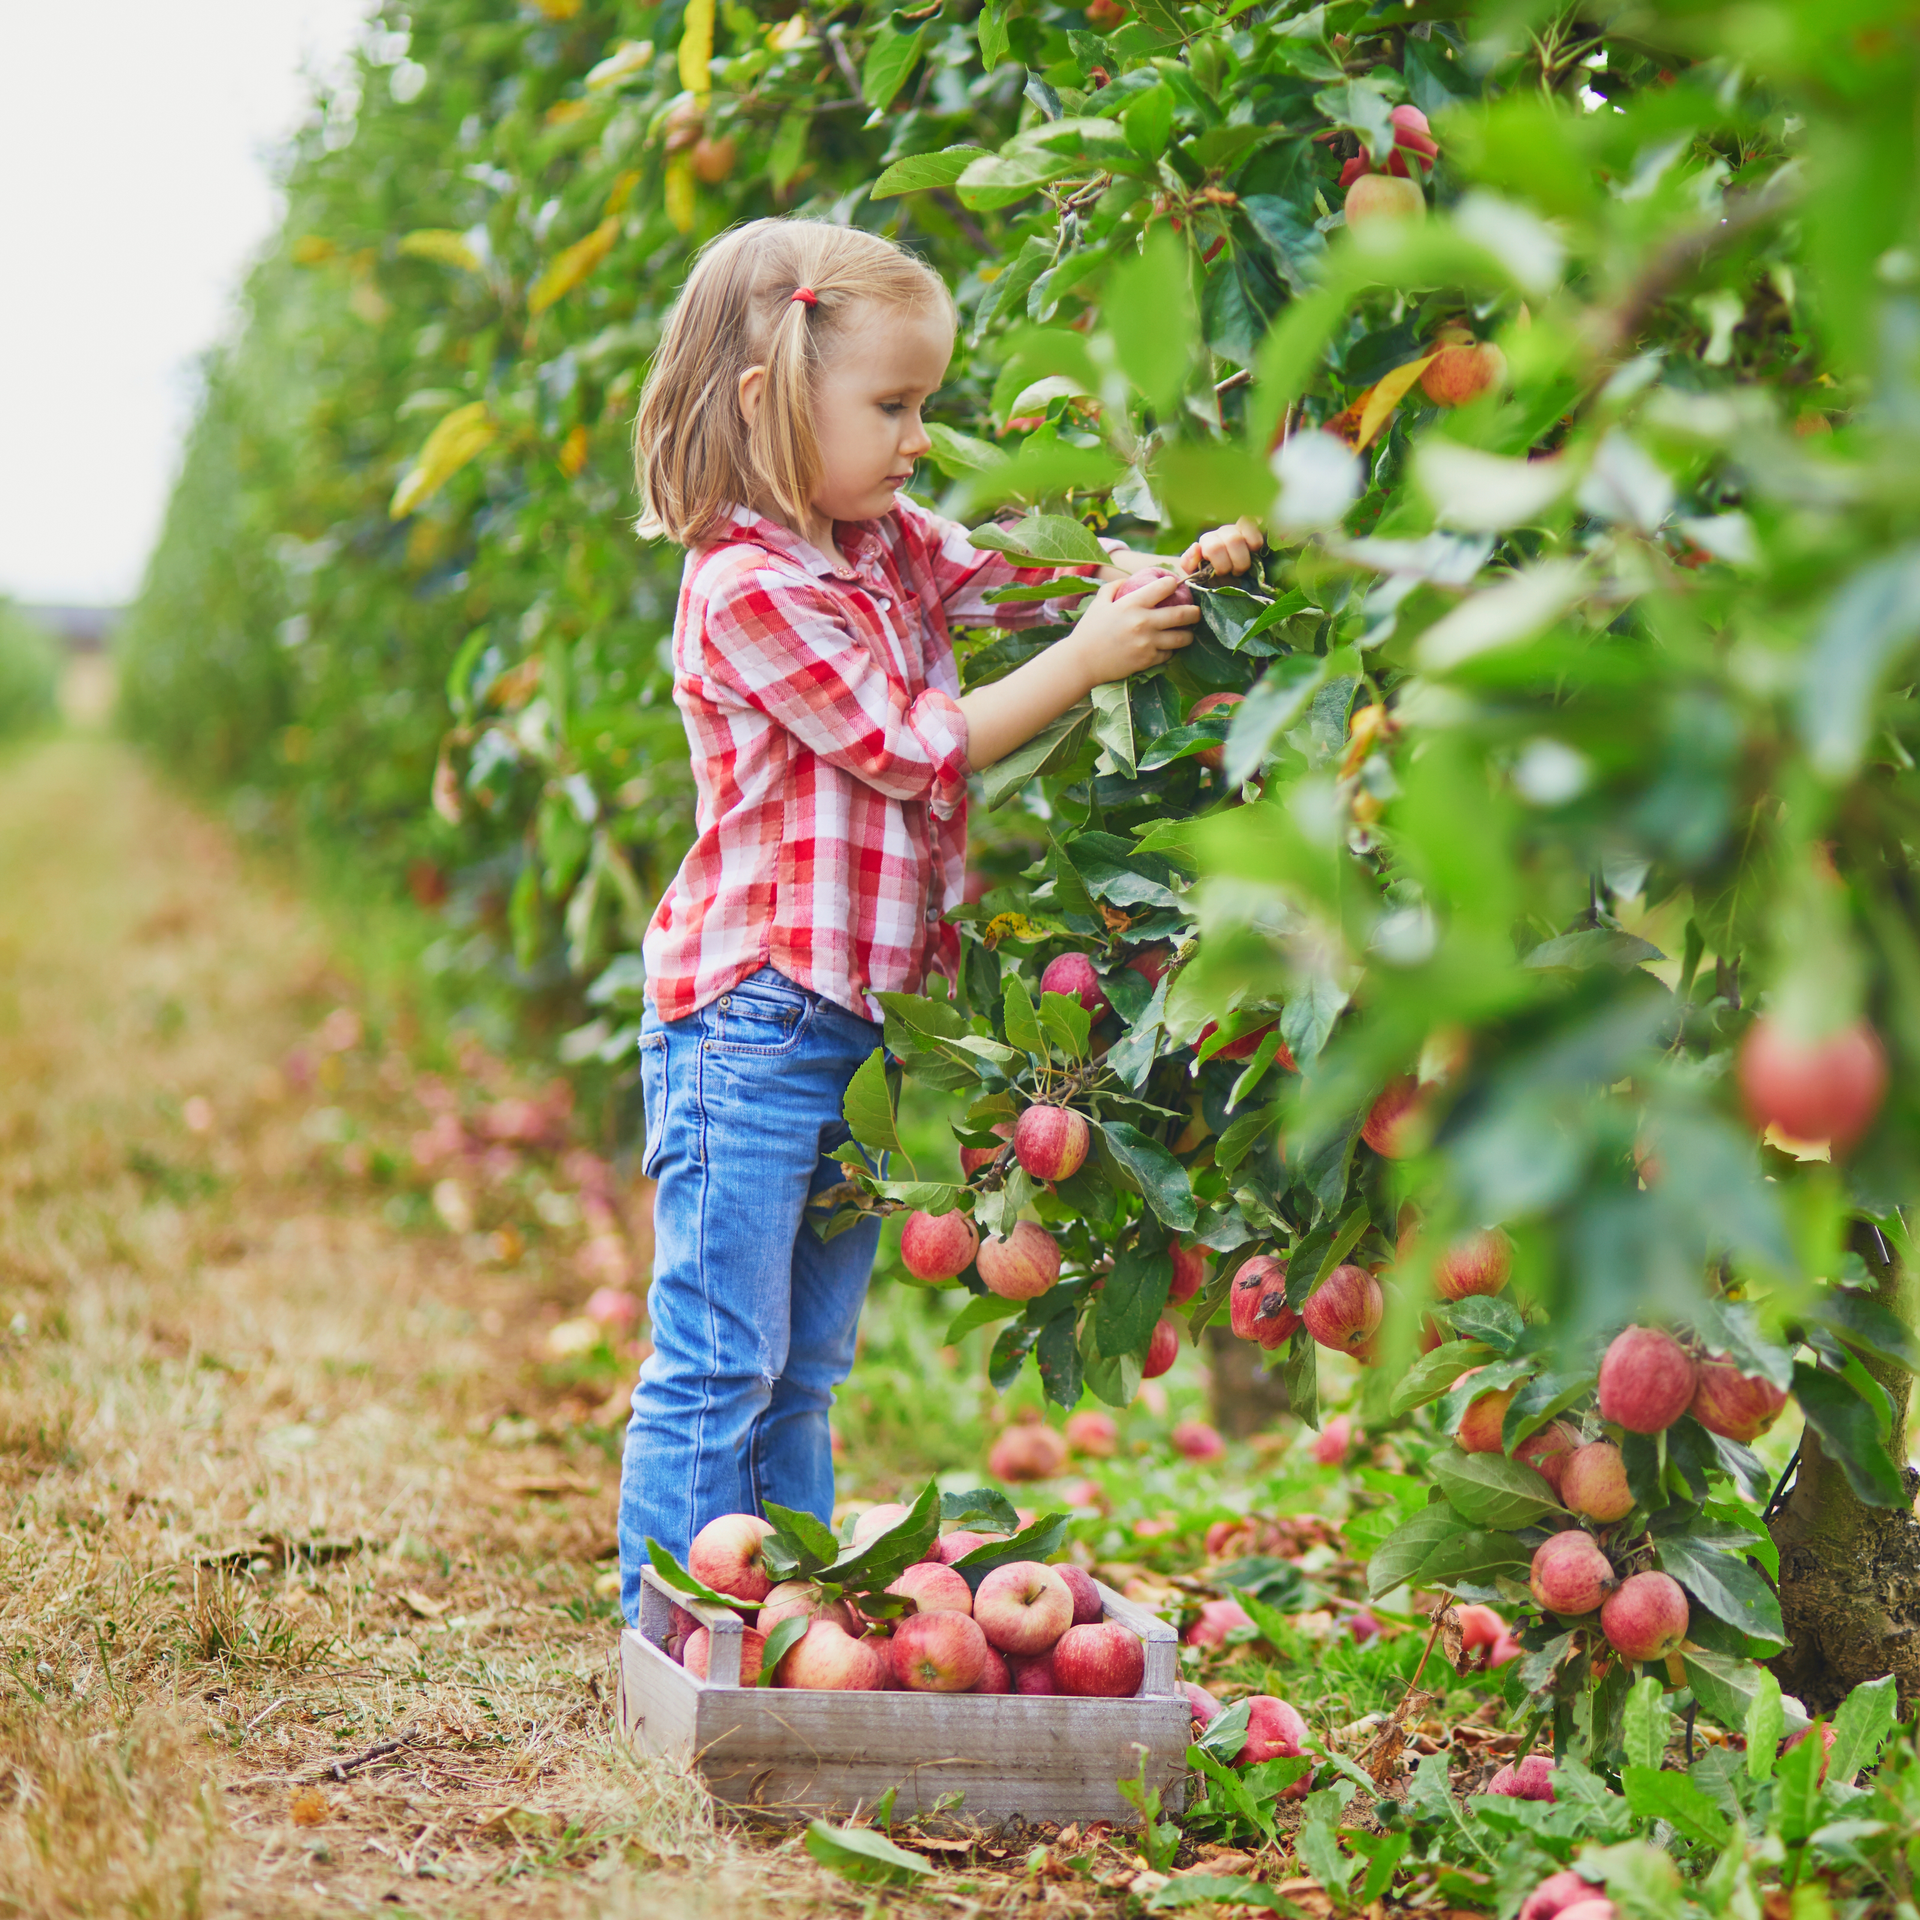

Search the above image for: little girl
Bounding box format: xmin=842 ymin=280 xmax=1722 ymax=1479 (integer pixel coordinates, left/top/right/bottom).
xmin=618 ymin=216 xmax=1260 ymax=1618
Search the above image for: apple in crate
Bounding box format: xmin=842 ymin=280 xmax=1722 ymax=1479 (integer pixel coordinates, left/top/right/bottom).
xmin=1056 ymin=1563 xmax=1103 ymax=1625
xmin=887 ymin=1562 xmax=973 ymax=1615
xmin=774 ymin=1618 xmax=887 ymax=1690
xmin=973 ymin=1562 xmax=1074 ymax=1655
xmin=1052 ymin=1621 xmax=1145 ymax=1697
xmin=688 ymin=1513 xmax=776 ymax=1606
xmin=683 ymin=1623 xmax=767 ymax=1682
xmin=890 ymin=1611 xmax=990 ymax=1692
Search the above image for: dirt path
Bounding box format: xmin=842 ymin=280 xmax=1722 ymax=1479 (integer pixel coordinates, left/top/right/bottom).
xmin=0 ymin=740 xmax=862 ymax=1919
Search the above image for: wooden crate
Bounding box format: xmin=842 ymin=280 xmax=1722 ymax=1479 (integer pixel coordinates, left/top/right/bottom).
xmin=616 ymin=1565 xmax=1190 ymax=1825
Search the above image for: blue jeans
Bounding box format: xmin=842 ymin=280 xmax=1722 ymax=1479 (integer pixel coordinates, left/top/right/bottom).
xmin=618 ymin=967 xmax=884 ymax=1623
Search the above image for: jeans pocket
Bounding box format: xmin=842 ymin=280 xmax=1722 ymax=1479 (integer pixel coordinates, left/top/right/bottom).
xmin=637 ymin=1032 xmax=669 ymax=1177
xmin=708 ymin=977 xmax=813 ymax=1056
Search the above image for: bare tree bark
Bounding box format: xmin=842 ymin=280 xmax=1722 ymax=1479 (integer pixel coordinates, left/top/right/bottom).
xmin=1768 ymin=1221 xmax=1920 ymax=1715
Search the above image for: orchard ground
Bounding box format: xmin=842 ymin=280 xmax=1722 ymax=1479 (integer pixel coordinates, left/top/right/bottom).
xmin=0 ymin=725 xmax=1798 ymax=1917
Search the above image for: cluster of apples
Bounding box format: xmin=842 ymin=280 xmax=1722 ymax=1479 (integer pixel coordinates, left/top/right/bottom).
xmin=1340 ymin=104 xmax=1437 ymax=231
xmin=672 ymin=1509 xmax=1148 ymax=1697
xmin=1451 ymin=1322 xmax=1791 ymax=1665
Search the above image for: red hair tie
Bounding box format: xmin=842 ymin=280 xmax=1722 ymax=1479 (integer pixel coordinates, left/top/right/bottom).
xmin=790 ymin=286 xmax=818 ymax=307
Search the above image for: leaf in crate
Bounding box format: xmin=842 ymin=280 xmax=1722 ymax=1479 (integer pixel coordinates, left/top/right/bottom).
xmin=762 ymin=1501 xmax=839 ymax=1578
xmin=1389 ymin=1341 xmax=1498 ymax=1416
xmin=1430 ymin=1451 xmax=1558 ymax=1530
xmin=644 ymin=1538 xmax=739 ymax=1611
xmin=823 ymin=1478 xmax=941 ymax=1591
xmin=803 ymin=1820 xmax=933 ymax=1887
xmin=942 ymin=1294 xmax=1024 ymax=1345
xmin=940 ymin=1487 xmax=1022 ymax=1535
xmin=1825 ymin=1672 xmax=1897 ymax=1786
xmin=843 ymin=1048 xmax=908 ymax=1171
xmin=1620 ymin=1767 xmax=1729 ymax=1849
xmin=1791 ymin=1361 xmax=1906 ymax=1507
xmin=756 ymin=1613 xmax=808 ymax=1685
xmin=1098 ymin=1123 xmax=1197 ymax=1229
xmin=948 ymin=1512 xmax=1071 ymax=1588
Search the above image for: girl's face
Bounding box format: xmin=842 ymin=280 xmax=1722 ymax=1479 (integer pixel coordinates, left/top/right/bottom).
xmin=806 ymin=297 xmax=954 ymax=529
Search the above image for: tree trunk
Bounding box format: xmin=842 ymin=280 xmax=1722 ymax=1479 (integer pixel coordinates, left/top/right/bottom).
xmin=1768 ymin=1222 xmax=1920 ymax=1715
xmin=1206 ymin=1324 xmax=1292 ymax=1438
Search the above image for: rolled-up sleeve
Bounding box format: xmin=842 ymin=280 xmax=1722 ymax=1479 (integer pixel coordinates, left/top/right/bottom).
xmin=701 ymin=559 xmax=972 ymax=817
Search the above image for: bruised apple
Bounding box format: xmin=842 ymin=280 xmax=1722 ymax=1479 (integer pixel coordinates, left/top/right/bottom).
xmin=1230 ymin=1255 xmax=1297 ymax=1349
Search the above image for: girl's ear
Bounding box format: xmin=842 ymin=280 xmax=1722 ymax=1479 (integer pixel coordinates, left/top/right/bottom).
xmin=737 ymin=363 xmax=767 ymax=429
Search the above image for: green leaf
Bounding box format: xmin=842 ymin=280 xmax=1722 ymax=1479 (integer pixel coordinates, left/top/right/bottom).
xmin=1039 ymin=989 xmax=1092 ymax=1061
xmin=1444 ymin=1295 xmax=1525 ymax=1352
xmin=942 ymin=1294 xmax=1024 ymax=1345
xmin=1622 ymin=1675 xmax=1671 ymax=1771
xmin=1104 ymin=226 xmax=1192 ymax=415
xmin=940 ymin=1487 xmax=1021 ymax=1534
xmin=1814 ymin=1285 xmax=1920 ymax=1372
xmin=1390 ymin=1343 xmax=1500 ymax=1417
xmin=843 ymin=1048 xmax=908 ymax=1172
xmin=966 ymin=512 xmax=1108 ymax=567
xmin=1792 ymin=1361 xmax=1907 ymax=1507
xmin=1090 ymin=677 xmax=1136 ymax=777
xmin=768 ymin=107 xmax=809 ymax=190
xmin=949 ymin=1512 xmax=1071 ymax=1586
xmin=1193 ymin=1699 xmax=1253 ymax=1763
xmin=823 ymin=1479 xmax=942 ymax=1591
xmin=1827 ymin=1673 xmax=1897 ymax=1786
xmin=860 ymin=22 xmax=926 ymax=114
xmin=1365 ymin=1503 xmax=1463 ymax=1598
xmin=870 ymin=144 xmax=988 ymax=198
xmin=757 ymin=1612 xmax=808 ymax=1685
xmin=644 ymin=1538 xmax=739 ymax=1610
xmin=978 ymin=0 xmax=1010 ymax=68
xmin=1522 ymin=929 xmax=1667 ymax=971
xmin=1745 ymin=1665 xmax=1783 ymax=1781
xmin=1037 ymin=1309 xmax=1085 ymax=1407
xmin=989 ymin=1317 xmax=1040 ymax=1389
xmin=1682 ymin=1647 xmax=1780 ymax=1733
xmin=762 ymin=1500 xmax=840 ymax=1580
xmin=1098 ymin=1122 xmax=1197 ymax=1229
xmin=1774 ymin=1722 xmax=1826 ymax=1845
xmin=804 ymin=1820 xmax=933 ymax=1886
xmin=1430 ymin=1451 xmax=1559 ymax=1531
xmin=1621 ymin=1767 xmax=1729 ymax=1849
xmin=982 ymin=704 xmax=1094 ymax=809
xmin=1798 ymin=545 xmax=1920 ymax=779
xmin=1215 ymin=1101 xmax=1282 ymax=1178
xmin=1003 ymin=972 xmax=1046 ymax=1056
xmin=1089 ymin=1247 xmax=1169 ymax=1368
xmin=1222 ymin=655 xmax=1325 ymax=788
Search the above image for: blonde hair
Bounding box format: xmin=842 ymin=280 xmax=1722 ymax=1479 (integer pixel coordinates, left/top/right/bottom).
xmin=632 ymin=219 xmax=950 ymax=548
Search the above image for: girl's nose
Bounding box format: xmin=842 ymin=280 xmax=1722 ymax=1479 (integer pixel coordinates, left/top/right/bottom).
xmin=900 ymin=413 xmax=932 ymax=458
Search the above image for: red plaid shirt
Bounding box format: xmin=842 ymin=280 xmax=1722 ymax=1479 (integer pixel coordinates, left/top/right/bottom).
xmin=642 ymin=500 xmax=1082 ymax=1024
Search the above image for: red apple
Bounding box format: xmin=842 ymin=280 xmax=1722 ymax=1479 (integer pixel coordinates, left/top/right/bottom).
xmin=1065 ymin=1408 xmax=1118 ymax=1456
xmin=973 ymin=1561 xmax=1074 ymax=1655
xmin=1738 ymin=1015 xmax=1888 ymax=1153
xmin=1142 ymin=1315 xmax=1180 ymax=1378
xmin=1009 ymin=1650 xmax=1058 ymax=1694
xmin=1435 ymin=1228 xmax=1511 ymax=1301
xmin=1182 ymin=1680 xmax=1221 ymax=1735
xmin=973 ymin=1645 xmax=1012 ymax=1693
xmin=1421 ymin=340 xmax=1507 ymax=407
xmin=1348 ymin=1607 xmax=1384 ymax=1644
xmin=887 ymin=1562 xmax=974 ymax=1616
xmin=1167 ymin=1243 xmax=1208 ymax=1304
xmin=1521 ymin=1873 xmax=1608 ymax=1920
xmin=1562 ymin=1440 xmax=1634 ymax=1523
xmin=1113 ymin=566 xmax=1195 ymax=609
xmin=1188 ymin=691 xmax=1243 ymax=772
xmin=1487 ymin=1755 xmax=1556 ymax=1801
xmin=1455 ymin=1604 xmax=1504 ymax=1659
xmin=1599 ymin=1570 xmax=1689 ymax=1662
xmin=759 ymin=1580 xmax=857 ymax=1634
xmin=959 ymin=1120 xmax=1013 ymax=1177
xmin=1040 ymin=952 xmax=1110 ymax=1017
xmin=890 ymin=1611 xmax=990 ymax=1692
xmin=1196 ymin=1018 xmax=1296 ymax=1066
xmin=774 ymin=1618 xmax=888 ymax=1689
xmin=1689 ymin=1356 xmax=1790 ymax=1443
xmin=933 ymin=1529 xmax=994 ymax=1565
xmin=1229 ymin=1255 xmax=1296 ymax=1349
xmin=1515 ymin=1420 xmax=1580 ymax=1495
xmin=977 ymin=1221 xmax=1062 ymax=1300
xmin=1597 ymin=1326 xmax=1697 ymax=1434
xmin=1056 ymin=1563 xmax=1104 ymax=1625
xmin=1301 ymin=1263 xmax=1383 ymax=1355
xmin=1127 ymin=945 xmax=1172 ymax=987
xmin=1361 ymin=1077 xmax=1428 ymax=1157
xmin=684 ymin=1623 xmax=768 ymax=1683
xmin=1529 ymin=1531 xmax=1617 ymax=1616
xmin=688 ymin=1513 xmax=776 ymax=1605
xmin=1235 ymin=1696 xmax=1311 ymax=1793
xmin=1053 ymin=1620 xmax=1146 ymax=1697
xmin=1185 ymin=1597 xmax=1254 ymax=1648
xmin=1310 ymin=1414 xmax=1353 ymax=1466
xmin=1172 ymin=1419 xmax=1224 ymax=1461
xmin=988 ymin=1422 xmax=1070 ymax=1482
xmin=1013 ymin=1104 xmax=1090 ymax=1182
xmin=1455 ymin=1368 xmax=1516 ymax=1453
xmin=900 ymin=1208 xmax=979 ymax=1282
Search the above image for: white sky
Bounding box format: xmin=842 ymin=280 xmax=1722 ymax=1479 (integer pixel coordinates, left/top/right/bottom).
xmin=0 ymin=0 xmax=372 ymax=607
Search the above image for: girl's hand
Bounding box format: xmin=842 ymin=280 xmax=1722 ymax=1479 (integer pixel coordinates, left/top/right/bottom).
xmin=1177 ymin=515 xmax=1266 ymax=577
xmin=1064 ymin=571 xmax=1200 ymax=689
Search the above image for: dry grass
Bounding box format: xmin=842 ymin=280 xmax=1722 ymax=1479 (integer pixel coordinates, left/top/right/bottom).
xmin=0 ymin=740 xmax=1120 ymax=1919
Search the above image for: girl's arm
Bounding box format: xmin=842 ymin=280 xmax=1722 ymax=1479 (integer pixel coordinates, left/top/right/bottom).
xmin=959 ymin=518 xmax=1267 ymax=771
